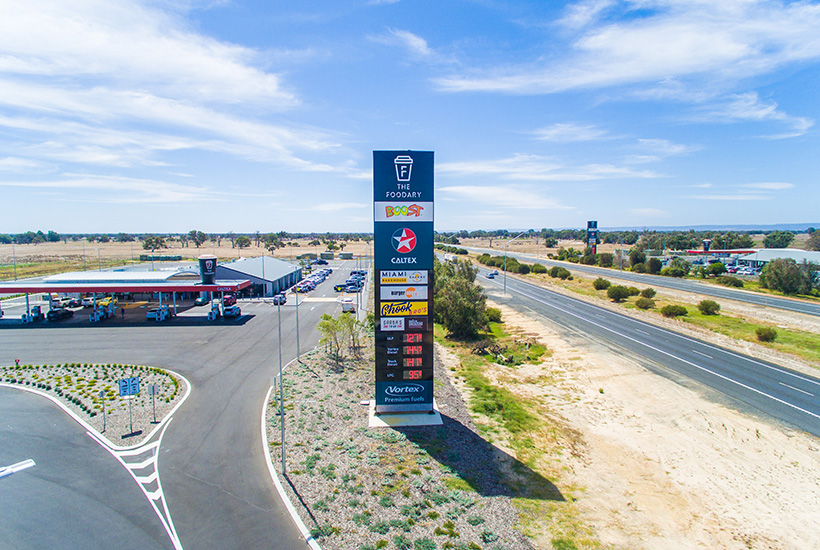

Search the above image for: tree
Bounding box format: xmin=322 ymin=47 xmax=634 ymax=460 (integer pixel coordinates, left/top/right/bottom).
xmin=763 ymin=231 xmax=795 ymax=249
xmin=189 ymin=230 xmax=207 ymax=248
xmin=647 ymin=257 xmax=663 ymax=274
xmin=434 ymin=258 xmax=486 ymax=339
xmin=98 ymin=234 xmax=110 ymax=243
xmin=759 ymin=258 xmax=813 ymax=295
xmin=607 ymin=285 xmax=630 ymax=302
xmin=543 ymin=237 xmax=558 ymax=248
xmin=629 ymin=248 xmax=646 ymax=267
xmin=806 ymin=230 xmax=820 ymax=252
xmin=697 ymin=300 xmax=721 ymax=315
xmin=142 ymin=235 xmax=167 ymax=252
xmin=116 ymin=233 xmax=135 ymax=242
xmin=235 ymin=235 xmax=251 ymax=250
xmin=46 ymin=230 xmax=61 ymax=242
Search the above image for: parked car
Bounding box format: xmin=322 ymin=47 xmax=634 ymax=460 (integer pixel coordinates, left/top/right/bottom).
xmin=272 ymin=294 xmax=287 ymax=305
xmin=67 ymin=298 xmax=83 ymax=308
xmin=334 ymin=284 xmax=346 ymax=292
xmin=47 ymin=308 xmax=74 ymax=321
xmin=222 ymin=294 xmax=237 ymax=306
xmin=194 ymin=296 xmax=210 ymax=306
xmin=345 ymin=284 xmax=361 ymax=293
xmin=223 ymin=305 xmax=242 ymax=318
xmin=316 ymin=259 xmax=328 ymax=265
xmin=98 ymin=296 xmax=118 ymax=307
xmin=81 ymin=296 xmax=97 ymax=307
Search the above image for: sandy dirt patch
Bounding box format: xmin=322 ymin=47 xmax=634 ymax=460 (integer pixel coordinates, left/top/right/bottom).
xmin=476 ymin=302 xmax=820 ymax=550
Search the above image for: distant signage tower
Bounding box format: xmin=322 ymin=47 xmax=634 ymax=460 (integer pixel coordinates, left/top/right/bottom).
xmin=587 ymin=220 xmax=598 ymax=254
xmin=373 ymin=151 xmax=435 ymax=413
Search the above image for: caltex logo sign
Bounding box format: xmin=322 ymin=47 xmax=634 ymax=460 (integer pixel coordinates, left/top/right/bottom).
xmin=392 ymin=227 xmax=416 ymax=253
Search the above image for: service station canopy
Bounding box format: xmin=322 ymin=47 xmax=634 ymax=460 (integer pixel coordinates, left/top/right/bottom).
xmin=0 ymin=280 xmax=251 ymax=295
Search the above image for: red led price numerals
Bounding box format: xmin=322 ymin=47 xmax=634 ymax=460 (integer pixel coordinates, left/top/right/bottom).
xmin=403 ymin=357 xmax=423 ymax=368
xmin=403 ymin=369 xmax=423 ymax=380
xmin=403 ymin=345 xmax=423 ymax=355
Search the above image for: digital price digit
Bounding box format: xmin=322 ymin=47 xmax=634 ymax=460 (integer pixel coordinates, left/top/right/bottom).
xmin=403 ymin=345 xmax=423 ymax=355
xmin=403 ymin=369 xmax=423 ymax=380
xmin=403 ymin=333 xmax=423 ymax=343
xmin=403 ymin=357 xmax=423 ymax=368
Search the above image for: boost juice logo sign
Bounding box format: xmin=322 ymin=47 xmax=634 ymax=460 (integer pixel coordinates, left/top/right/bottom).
xmin=374 ymin=202 xmax=434 ymax=222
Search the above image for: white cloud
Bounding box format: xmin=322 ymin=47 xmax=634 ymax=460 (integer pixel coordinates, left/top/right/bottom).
xmin=684 ymin=194 xmax=769 ymax=201
xmin=438 ymin=153 xmax=662 ymax=181
xmin=0 ymin=174 xmax=216 ymax=203
xmin=637 ymin=138 xmax=700 ymax=156
xmin=438 ymin=185 xmax=573 ymax=210
xmin=740 ymin=182 xmax=793 ymax=190
xmin=557 ymin=0 xmax=616 ymax=30
xmin=436 ymin=1 xmax=820 ymax=96
xmin=712 ymin=92 xmax=814 ymax=138
xmin=531 ymin=123 xmax=609 ymax=142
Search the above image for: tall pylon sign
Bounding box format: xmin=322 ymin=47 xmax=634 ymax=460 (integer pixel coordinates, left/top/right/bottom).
xmin=373 ymin=151 xmax=434 ymax=413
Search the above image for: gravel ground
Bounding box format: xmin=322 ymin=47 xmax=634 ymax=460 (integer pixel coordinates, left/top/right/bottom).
xmin=266 ymin=342 xmax=536 ymax=550
xmin=0 ymin=362 xmax=187 ymax=445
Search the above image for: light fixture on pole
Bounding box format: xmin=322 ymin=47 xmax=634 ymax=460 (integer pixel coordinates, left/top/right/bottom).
xmin=503 ymin=231 xmax=526 ymax=295
xmin=277 ymin=301 xmax=285 ymax=473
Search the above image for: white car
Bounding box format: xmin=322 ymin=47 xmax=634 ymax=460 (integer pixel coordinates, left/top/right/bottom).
xmin=223 ymin=305 xmax=242 ymax=318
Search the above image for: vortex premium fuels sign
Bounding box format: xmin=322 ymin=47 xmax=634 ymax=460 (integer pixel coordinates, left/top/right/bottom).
xmin=374 ymin=151 xmax=434 ymax=413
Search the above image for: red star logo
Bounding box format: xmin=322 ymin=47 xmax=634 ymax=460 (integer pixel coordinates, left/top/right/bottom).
xmin=392 ymin=227 xmax=417 ymax=253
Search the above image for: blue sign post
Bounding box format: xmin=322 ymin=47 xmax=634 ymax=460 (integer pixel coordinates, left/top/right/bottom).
xmin=373 ymin=151 xmax=435 ymax=414
xmin=119 ymin=376 xmax=140 ymax=436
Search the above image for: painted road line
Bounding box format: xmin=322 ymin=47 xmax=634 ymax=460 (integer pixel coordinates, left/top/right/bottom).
xmin=692 ymin=350 xmax=713 ymax=359
xmin=0 ymin=459 xmax=36 ymax=479
xmin=506 ymin=282 xmax=820 ymax=423
xmin=779 ymin=382 xmax=815 ymax=397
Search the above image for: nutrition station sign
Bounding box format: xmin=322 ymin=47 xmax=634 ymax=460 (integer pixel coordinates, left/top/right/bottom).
xmin=373 ymin=151 xmax=434 ymax=413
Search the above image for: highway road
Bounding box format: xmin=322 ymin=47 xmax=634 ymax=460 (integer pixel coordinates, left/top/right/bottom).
xmin=467 ymin=246 xmax=820 ymax=318
xmin=0 ymin=261 xmax=367 ymax=550
xmin=476 ymin=268 xmax=820 ymax=438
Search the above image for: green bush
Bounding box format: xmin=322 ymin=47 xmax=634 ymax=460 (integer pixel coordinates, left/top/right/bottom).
xmin=716 ymin=276 xmax=744 ymax=288
xmin=531 ymin=263 xmax=548 ymax=274
xmin=627 ymin=286 xmax=640 ymax=296
xmin=485 ymin=307 xmax=502 ymax=323
xmin=647 ymin=257 xmax=663 ymax=274
xmin=607 ymin=285 xmax=630 ymax=302
xmin=517 ymin=263 xmax=531 ymax=275
xmin=661 ymin=305 xmax=688 ymax=318
xmin=697 ymin=300 xmax=721 ymax=315
xmin=640 ymin=287 xmax=656 ymax=299
xmin=756 ymin=327 xmax=777 ymax=342
xmin=635 ymin=297 xmax=655 ymax=310
xmin=592 ymin=277 xmax=611 ymax=291
xmin=661 ymin=267 xmax=685 ymax=278
xmin=631 ymin=262 xmax=647 ymax=273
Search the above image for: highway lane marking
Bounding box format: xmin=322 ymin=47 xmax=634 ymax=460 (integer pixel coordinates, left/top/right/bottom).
xmin=636 ymin=329 xmax=649 ymax=335
xmin=692 ymin=350 xmax=713 ymax=359
xmin=497 ymin=279 xmax=820 ymax=422
xmin=779 ymin=382 xmax=815 ymax=397
xmin=88 ymin=420 xmax=183 ymax=550
xmin=496 ymin=276 xmax=820 ymax=390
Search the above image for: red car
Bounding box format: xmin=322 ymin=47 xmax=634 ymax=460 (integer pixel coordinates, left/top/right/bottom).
xmin=222 ymin=294 xmax=237 ymax=306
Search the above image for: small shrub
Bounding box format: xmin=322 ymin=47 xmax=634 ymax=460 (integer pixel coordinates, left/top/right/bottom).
xmin=631 ymin=262 xmax=647 ymax=273
xmin=756 ymin=327 xmax=778 ymax=342
xmin=661 ymin=267 xmax=685 ymax=278
xmin=697 ymin=300 xmax=721 ymax=315
xmin=480 ymin=530 xmax=499 ymax=543
xmin=414 ymin=538 xmax=437 ymax=550
xmin=370 ymin=521 xmax=390 ymax=535
xmin=635 ymin=297 xmax=655 ymax=310
xmin=607 ymin=285 xmax=630 ymax=302
xmin=485 ymin=308 xmax=502 ymax=323
xmin=661 ymin=305 xmax=688 ymax=318
xmin=592 ymin=278 xmax=611 ymax=291
xmin=393 ymin=535 xmax=412 ymax=550
xmin=517 ymin=264 xmax=530 ymax=275
xmin=717 ymin=276 xmax=744 ymax=288
xmin=640 ymin=287 xmax=656 ymax=299
xmin=627 ymin=286 xmax=640 ymax=296
xmin=531 ymin=263 xmax=548 ymax=274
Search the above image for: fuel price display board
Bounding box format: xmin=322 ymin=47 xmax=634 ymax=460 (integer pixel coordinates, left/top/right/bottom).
xmin=373 ymin=151 xmax=434 ymax=413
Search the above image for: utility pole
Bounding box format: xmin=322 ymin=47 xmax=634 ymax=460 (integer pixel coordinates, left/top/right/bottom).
xmin=503 ymin=231 xmax=526 ymax=295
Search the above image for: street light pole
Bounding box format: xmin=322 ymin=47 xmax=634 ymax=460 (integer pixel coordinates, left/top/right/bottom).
xmin=277 ymin=302 xmax=285 ymax=473
xmin=12 ymin=244 xmax=17 ymax=281
xmin=503 ymin=232 xmax=526 ymax=295
xmin=98 ymin=249 xmax=101 ymax=271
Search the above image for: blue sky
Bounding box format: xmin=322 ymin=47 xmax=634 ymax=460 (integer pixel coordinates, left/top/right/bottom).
xmin=1 ymin=0 xmax=819 ymax=233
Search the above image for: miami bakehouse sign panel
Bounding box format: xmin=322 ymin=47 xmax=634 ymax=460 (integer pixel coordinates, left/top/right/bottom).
xmin=373 ymin=151 xmax=434 ymax=413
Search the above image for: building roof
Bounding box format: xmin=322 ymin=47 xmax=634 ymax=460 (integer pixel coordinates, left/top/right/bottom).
xmin=43 ymin=269 xmax=199 ymax=284
xmin=217 ymin=256 xmax=300 ymax=282
xmin=738 ymin=249 xmax=820 ymax=264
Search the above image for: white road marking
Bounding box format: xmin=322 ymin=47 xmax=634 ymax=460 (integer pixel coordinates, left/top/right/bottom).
xmin=692 ymin=350 xmax=713 ymax=359
xmin=779 ymin=382 xmax=815 ymax=397
xmin=636 ymin=329 xmax=649 ymax=335
xmin=87 ymin=420 xmax=183 ymax=550
xmin=507 ymin=282 xmax=820 ymax=422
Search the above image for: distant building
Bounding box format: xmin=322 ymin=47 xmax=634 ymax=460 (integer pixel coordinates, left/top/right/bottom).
xmin=738 ymin=249 xmax=820 ymax=268
xmin=216 ymin=256 xmax=301 ymax=297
